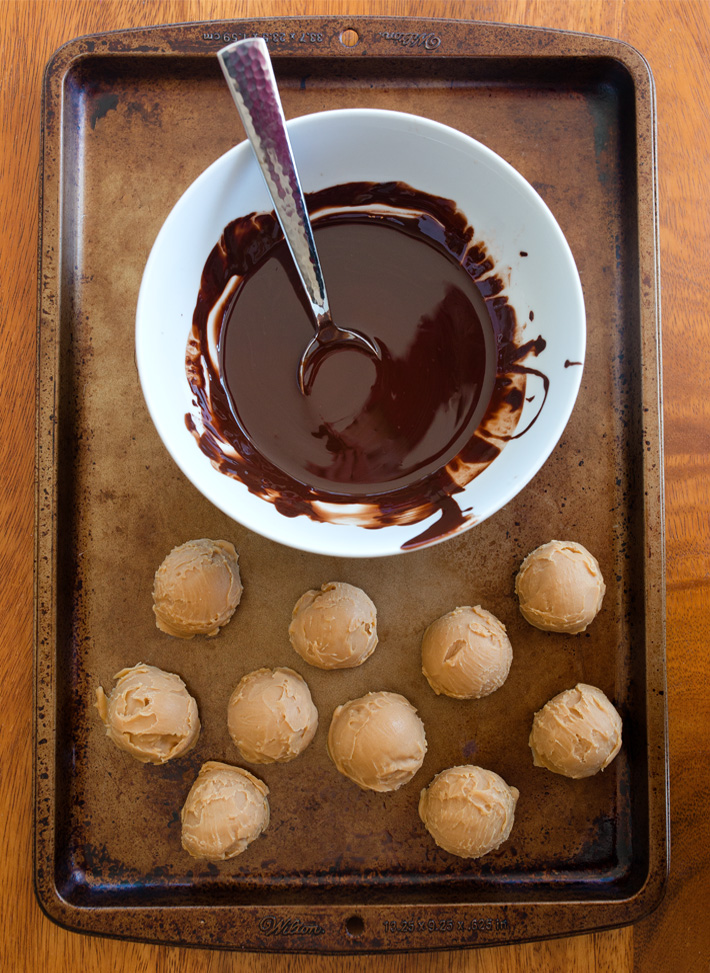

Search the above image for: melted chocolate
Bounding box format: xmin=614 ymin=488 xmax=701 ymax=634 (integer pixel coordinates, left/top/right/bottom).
xmin=186 ymin=182 xmax=548 ymax=547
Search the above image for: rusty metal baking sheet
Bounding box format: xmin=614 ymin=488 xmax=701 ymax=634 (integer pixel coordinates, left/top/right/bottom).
xmin=35 ymin=16 xmax=667 ymax=952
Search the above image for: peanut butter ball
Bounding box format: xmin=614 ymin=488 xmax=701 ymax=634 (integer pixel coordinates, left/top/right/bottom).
xmin=421 ymin=605 xmax=513 ymax=699
xmin=288 ymin=581 xmax=377 ymax=669
xmin=529 ymin=683 xmax=622 ymax=778
xmin=228 ymin=667 xmax=319 ymax=764
xmin=181 ymin=761 xmax=270 ymax=861
xmin=419 ymin=765 xmax=519 ymax=859
xmin=153 ymin=538 xmax=242 ymax=639
xmin=327 ymin=691 xmax=427 ymax=792
xmin=515 ymin=540 xmax=605 ymax=634
xmin=95 ymin=663 xmax=200 ymax=764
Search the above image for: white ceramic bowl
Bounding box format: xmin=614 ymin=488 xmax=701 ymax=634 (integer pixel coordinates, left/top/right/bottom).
xmin=136 ymin=109 xmax=584 ymax=557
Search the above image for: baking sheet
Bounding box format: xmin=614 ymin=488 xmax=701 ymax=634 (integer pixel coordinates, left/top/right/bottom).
xmin=35 ymin=16 xmax=667 ymax=951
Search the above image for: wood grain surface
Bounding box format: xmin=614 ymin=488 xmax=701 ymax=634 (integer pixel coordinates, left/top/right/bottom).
xmin=1 ymin=1 xmax=708 ymax=971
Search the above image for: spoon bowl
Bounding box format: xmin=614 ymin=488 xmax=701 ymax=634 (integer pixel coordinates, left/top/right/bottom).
xmin=298 ymin=320 xmax=380 ymax=394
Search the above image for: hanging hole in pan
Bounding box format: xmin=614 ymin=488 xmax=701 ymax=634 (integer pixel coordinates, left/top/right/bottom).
xmin=345 ymin=914 xmax=365 ymax=936
xmin=339 ymin=28 xmax=360 ymax=48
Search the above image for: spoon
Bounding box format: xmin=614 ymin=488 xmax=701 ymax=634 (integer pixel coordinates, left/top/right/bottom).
xmin=217 ymin=38 xmax=380 ymax=395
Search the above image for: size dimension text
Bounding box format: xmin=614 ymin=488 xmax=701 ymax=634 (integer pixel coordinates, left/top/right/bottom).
xmin=203 ymin=31 xmax=324 ymax=44
xmin=382 ymin=917 xmax=509 ymax=934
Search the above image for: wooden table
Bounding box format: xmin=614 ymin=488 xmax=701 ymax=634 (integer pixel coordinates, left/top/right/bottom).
xmin=1 ymin=1 xmax=707 ymax=970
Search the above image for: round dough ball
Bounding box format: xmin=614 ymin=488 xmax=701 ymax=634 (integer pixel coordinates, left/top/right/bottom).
xmin=153 ymin=538 xmax=242 ymax=639
xmin=529 ymin=683 xmax=622 ymax=778
xmin=421 ymin=605 xmax=513 ymax=699
xmin=288 ymin=581 xmax=377 ymax=669
xmin=95 ymin=662 xmax=200 ymax=764
xmin=228 ymin=667 xmax=319 ymax=764
xmin=181 ymin=761 xmax=270 ymax=861
xmin=327 ymin=691 xmax=427 ymax=792
xmin=419 ymin=765 xmax=519 ymax=859
xmin=515 ymin=539 xmax=605 ymax=634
